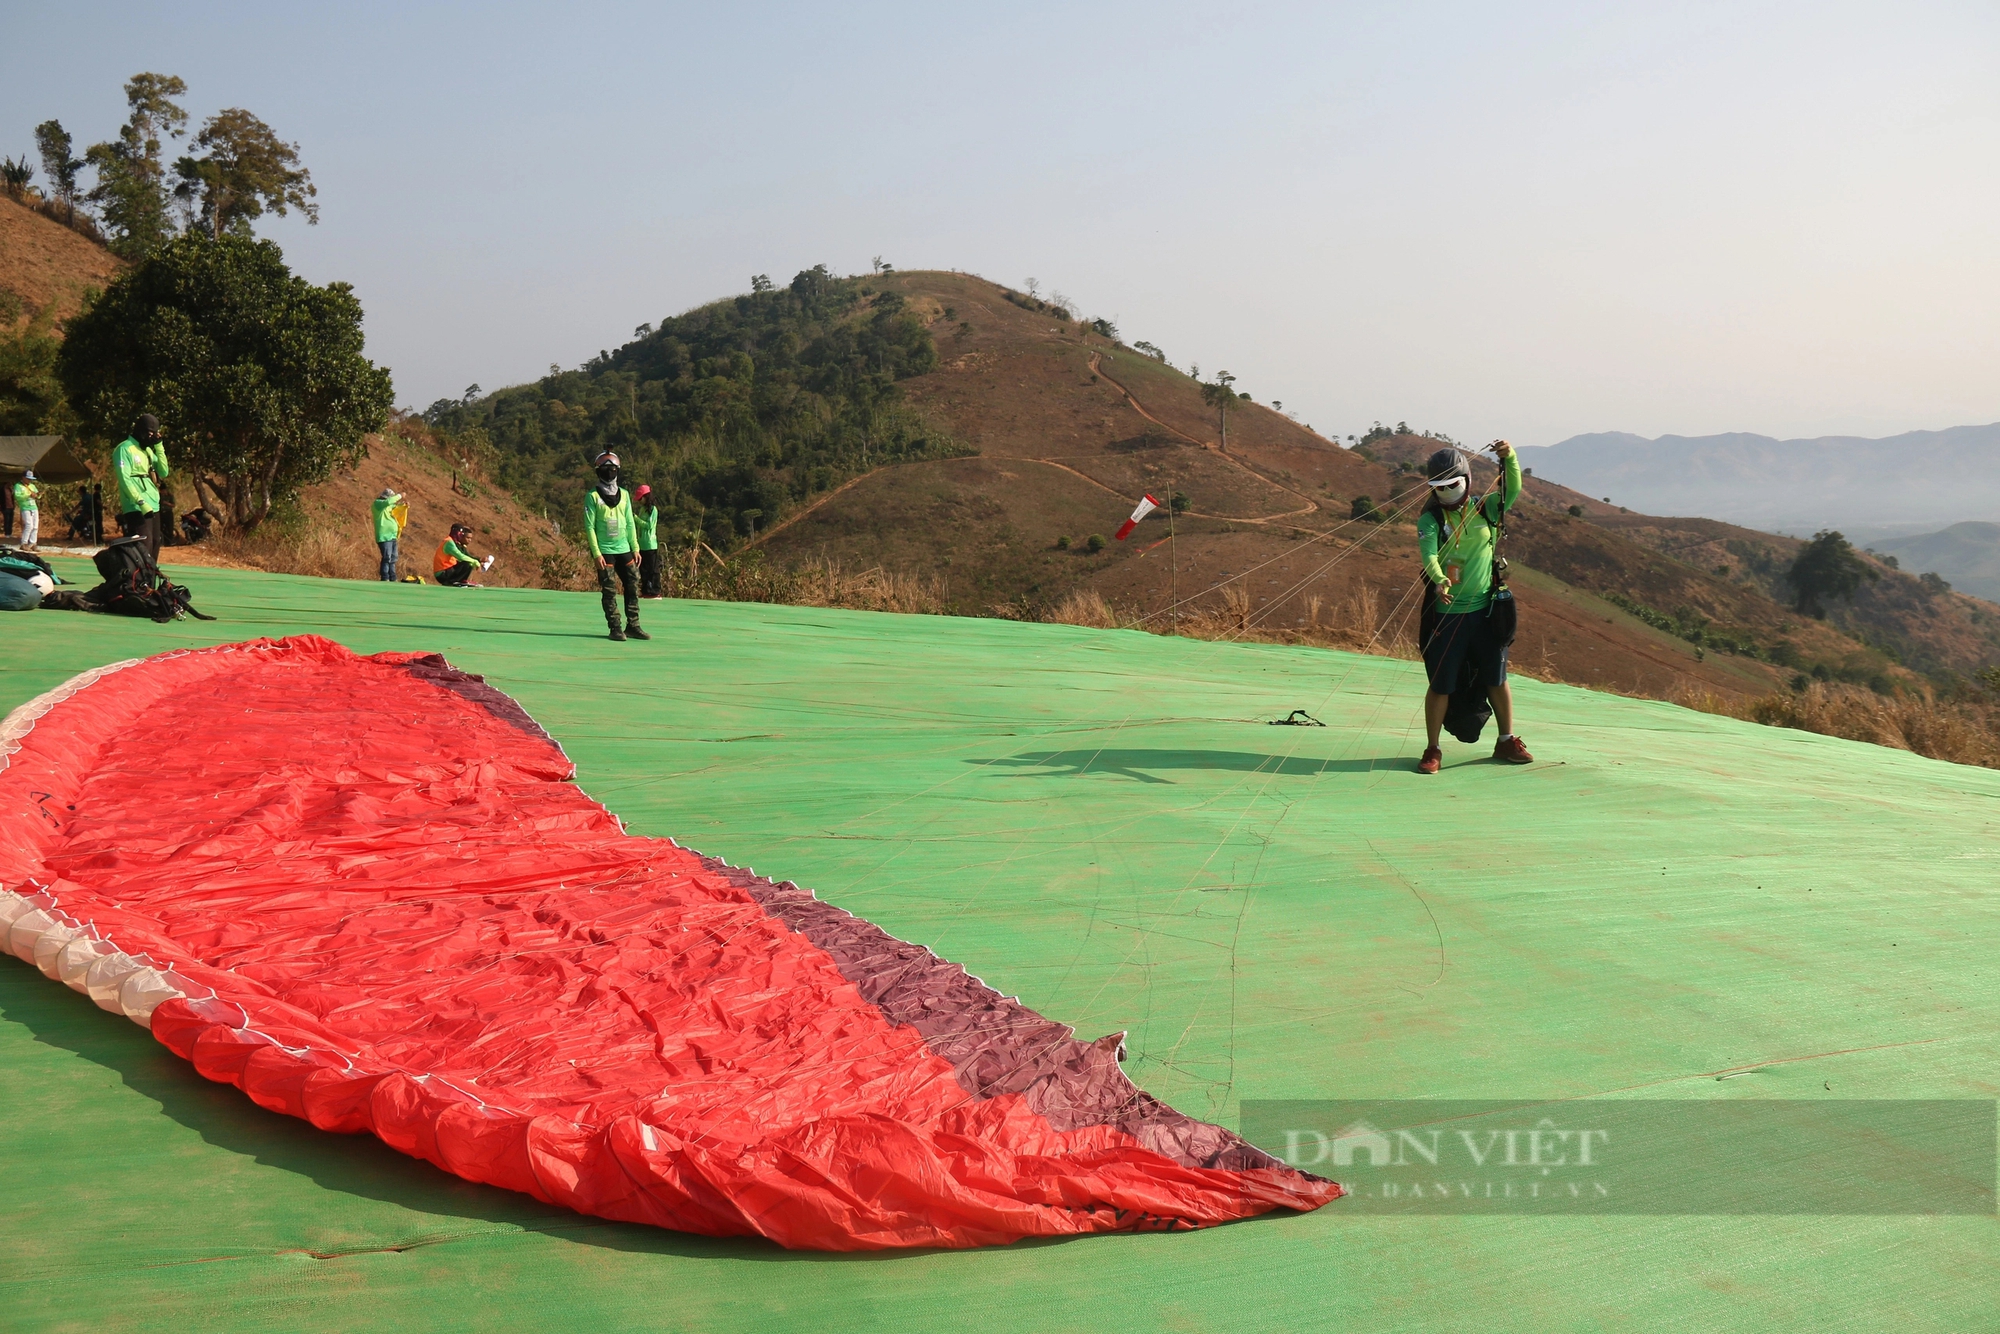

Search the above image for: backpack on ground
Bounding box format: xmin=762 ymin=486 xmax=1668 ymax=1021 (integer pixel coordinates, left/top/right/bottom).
xmin=0 ymin=549 xmax=57 ymax=583
xmin=85 ymin=536 xmax=216 ymax=622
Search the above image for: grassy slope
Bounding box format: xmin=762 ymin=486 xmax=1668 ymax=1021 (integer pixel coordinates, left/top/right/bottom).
xmin=0 ymin=194 xmax=124 ymax=329
xmin=3 ymin=565 xmax=1996 ymax=1332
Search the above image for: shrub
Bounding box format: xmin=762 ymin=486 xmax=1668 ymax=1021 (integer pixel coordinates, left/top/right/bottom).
xmin=1055 ymin=535 xmax=1071 ymax=550
xmin=1085 ymin=533 xmax=1106 ymax=553
xmin=1568 ymin=504 xmax=1584 ymax=517
xmin=1046 ymin=588 xmax=1117 ymax=628
xmin=1350 ymin=495 xmax=1383 ymax=522
xmin=540 ymin=547 xmax=585 ymax=589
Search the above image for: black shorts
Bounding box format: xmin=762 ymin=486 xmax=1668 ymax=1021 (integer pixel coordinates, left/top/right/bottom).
xmin=1423 ymin=604 xmax=1509 ymax=694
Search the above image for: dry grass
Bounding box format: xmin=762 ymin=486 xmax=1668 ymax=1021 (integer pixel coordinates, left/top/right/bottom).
xmin=206 ymin=526 xmax=380 ymax=582
xmin=1046 ymin=588 xmax=1118 ymax=628
xmin=1668 ymin=679 xmax=2000 ymax=769
xmin=1049 ymin=575 xmax=1422 ymax=660
xmin=1748 ymin=684 xmax=2000 ymax=768
xmin=671 ymin=552 xmax=946 ymax=614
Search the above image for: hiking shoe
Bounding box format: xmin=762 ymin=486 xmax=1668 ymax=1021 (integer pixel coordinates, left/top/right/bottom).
xmin=1417 ymin=747 xmax=1442 ymax=775
xmin=625 ymin=625 xmax=651 ymax=641
xmin=1493 ymin=736 xmax=1534 ymax=764
xmin=608 ymin=627 xmax=626 ymax=641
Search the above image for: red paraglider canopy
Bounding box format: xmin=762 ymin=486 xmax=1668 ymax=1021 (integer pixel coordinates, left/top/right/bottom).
xmin=0 ymin=636 xmax=1336 ymax=1250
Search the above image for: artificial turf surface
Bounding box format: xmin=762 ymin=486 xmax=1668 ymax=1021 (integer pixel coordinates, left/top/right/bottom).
xmin=2 ymin=559 xmax=1995 ymax=1331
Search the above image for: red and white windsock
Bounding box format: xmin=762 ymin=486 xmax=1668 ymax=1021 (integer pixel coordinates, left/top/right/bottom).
xmin=1114 ymin=494 xmax=1161 ymax=541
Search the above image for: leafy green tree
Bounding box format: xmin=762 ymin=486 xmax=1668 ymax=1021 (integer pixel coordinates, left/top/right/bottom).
xmin=35 ymin=120 xmax=83 ymax=205
xmin=1200 ymin=370 xmax=1238 ymax=450
xmin=750 ymin=274 xmax=773 ymax=293
xmin=0 ymin=305 xmax=73 ymax=435
xmin=0 ymin=156 xmax=31 ymax=192
xmin=58 ymin=233 xmax=393 ymax=530
xmin=1787 ymin=530 xmax=1878 ymax=618
xmin=172 ymin=108 xmax=318 ymax=239
xmin=85 ymin=73 xmax=189 ymax=259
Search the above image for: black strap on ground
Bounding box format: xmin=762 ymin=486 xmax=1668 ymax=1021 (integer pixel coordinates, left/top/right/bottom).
xmin=1268 ymin=709 xmax=1325 ymax=727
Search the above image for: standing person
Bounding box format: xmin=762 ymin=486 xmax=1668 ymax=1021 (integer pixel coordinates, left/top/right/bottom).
xmin=113 ymin=413 xmax=172 ymax=558
xmin=1415 ymin=441 xmax=1531 ymax=774
xmin=433 ymin=523 xmax=489 ymax=587
xmin=371 ymin=487 xmax=406 ymax=581
xmin=585 ymin=451 xmax=648 ymax=641
xmin=11 ymin=470 xmax=39 ymax=550
xmin=635 ymin=484 xmax=664 ymax=598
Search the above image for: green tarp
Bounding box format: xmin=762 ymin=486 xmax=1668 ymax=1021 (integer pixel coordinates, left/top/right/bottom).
xmin=2 ymin=559 xmax=1995 ymax=1332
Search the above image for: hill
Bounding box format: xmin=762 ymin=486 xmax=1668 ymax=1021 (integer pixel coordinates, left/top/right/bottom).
xmin=1517 ymin=425 xmax=2000 ymax=534
xmin=152 ymin=414 xmax=577 ymax=590
xmin=739 ymin=271 xmax=2000 ymax=700
xmin=0 ymin=194 xmax=570 ymax=588
xmin=0 ymin=194 xmax=124 ymax=331
xmin=4 ymin=571 xmax=1996 ymax=1330
xmin=1870 ymin=521 xmax=2000 ymax=603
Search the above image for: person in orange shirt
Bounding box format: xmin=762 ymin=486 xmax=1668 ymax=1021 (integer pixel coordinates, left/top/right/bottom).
xmin=433 ymin=523 xmax=490 ymax=587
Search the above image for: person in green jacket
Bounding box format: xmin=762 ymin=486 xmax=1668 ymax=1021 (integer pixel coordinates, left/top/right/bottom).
xmin=585 ymin=451 xmax=648 ymax=641
xmin=371 ymin=488 xmax=406 ymax=581
xmin=113 ymin=413 xmax=172 ymax=558
xmin=12 ymin=470 xmax=39 ymax=550
xmin=1416 ymin=441 xmax=1531 ymax=773
xmin=635 ymin=483 xmax=664 ymax=598
xmin=433 ymin=523 xmax=489 ymax=586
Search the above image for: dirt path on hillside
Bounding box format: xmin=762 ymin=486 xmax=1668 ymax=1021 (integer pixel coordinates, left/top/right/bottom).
xmin=1083 ymin=352 xmax=1321 ymax=525
xmin=743 ymin=468 xmax=885 ymax=550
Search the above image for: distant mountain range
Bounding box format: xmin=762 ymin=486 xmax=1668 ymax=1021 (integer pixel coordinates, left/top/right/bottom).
xmin=1517 ymin=424 xmax=2000 ymax=535
xmin=1871 ymin=522 xmax=2000 ymax=603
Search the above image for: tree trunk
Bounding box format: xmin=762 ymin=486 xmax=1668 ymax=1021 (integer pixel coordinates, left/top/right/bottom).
xmin=246 ymin=443 xmax=285 ymax=531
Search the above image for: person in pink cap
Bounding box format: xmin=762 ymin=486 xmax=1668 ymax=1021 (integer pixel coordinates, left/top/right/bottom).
xmin=635 ymin=483 xmax=664 ymax=598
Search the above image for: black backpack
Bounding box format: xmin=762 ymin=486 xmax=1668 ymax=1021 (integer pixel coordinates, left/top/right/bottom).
xmin=86 ymin=536 xmax=215 ymax=622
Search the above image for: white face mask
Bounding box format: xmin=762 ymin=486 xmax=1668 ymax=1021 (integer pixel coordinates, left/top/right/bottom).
xmin=1432 ymin=479 xmax=1467 ymax=507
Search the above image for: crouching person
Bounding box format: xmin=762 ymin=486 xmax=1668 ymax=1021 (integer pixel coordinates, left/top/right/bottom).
xmin=433 ymin=523 xmax=485 ymax=586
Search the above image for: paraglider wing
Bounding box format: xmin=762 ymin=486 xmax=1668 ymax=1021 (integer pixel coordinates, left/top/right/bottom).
xmin=0 ymin=637 xmax=1337 ymax=1250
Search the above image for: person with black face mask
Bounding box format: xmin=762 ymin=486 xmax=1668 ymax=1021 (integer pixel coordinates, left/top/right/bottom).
xmin=585 ymin=451 xmax=648 ymax=641
xmin=114 ymin=414 xmax=172 ymax=558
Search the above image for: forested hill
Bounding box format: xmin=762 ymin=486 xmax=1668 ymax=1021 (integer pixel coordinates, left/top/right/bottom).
xmin=422 ymin=266 xmax=959 ymax=547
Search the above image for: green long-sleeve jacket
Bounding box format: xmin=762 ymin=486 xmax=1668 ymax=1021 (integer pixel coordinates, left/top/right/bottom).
xmin=585 ymin=488 xmax=635 ymax=557
xmin=113 ymin=437 xmax=171 ymax=515
xmin=371 ymin=493 xmax=404 ymax=542
xmin=636 ymin=505 xmax=660 ymax=552
xmin=1417 ymin=452 xmax=1523 ymax=615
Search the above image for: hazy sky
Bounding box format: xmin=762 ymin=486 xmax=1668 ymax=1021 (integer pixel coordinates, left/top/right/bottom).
xmin=7 ymin=1 xmax=1997 ymax=444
